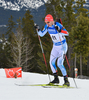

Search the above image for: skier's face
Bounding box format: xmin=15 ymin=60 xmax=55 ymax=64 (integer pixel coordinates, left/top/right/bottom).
xmin=45 ymin=21 xmax=54 ymax=27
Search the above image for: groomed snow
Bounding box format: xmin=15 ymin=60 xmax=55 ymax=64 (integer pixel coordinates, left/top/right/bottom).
xmin=0 ymin=68 xmax=89 ymax=100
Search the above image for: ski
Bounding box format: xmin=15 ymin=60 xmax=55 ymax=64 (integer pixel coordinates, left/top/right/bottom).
xmin=15 ymin=83 xmax=74 ymax=88
xmin=42 ymin=85 xmax=73 ymax=88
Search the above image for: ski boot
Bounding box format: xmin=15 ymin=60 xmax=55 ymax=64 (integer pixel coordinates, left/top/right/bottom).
xmin=63 ymin=76 xmax=70 ymax=86
xmin=49 ymin=73 xmax=59 ymax=85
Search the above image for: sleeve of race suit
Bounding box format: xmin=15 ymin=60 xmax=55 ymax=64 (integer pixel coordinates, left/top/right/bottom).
xmin=56 ymin=22 xmax=69 ymax=36
xmin=37 ymin=24 xmax=48 ymax=37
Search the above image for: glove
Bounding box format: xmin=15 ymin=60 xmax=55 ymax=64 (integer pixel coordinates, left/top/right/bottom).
xmin=55 ymin=25 xmax=61 ymax=32
xmin=34 ymin=23 xmax=40 ymax=31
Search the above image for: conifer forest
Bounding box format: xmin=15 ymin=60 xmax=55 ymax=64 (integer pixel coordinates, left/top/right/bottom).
xmin=0 ymin=0 xmax=89 ymax=78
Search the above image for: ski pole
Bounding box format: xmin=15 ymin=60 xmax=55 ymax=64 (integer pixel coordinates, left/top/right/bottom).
xmin=56 ymin=20 xmax=77 ymax=88
xmin=61 ymin=19 xmax=77 ymax=88
xmin=37 ymin=34 xmax=51 ymax=82
xmin=58 ymin=31 xmax=77 ymax=88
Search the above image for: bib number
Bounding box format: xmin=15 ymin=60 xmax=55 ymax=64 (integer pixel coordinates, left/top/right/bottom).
xmin=52 ymin=35 xmax=57 ymax=40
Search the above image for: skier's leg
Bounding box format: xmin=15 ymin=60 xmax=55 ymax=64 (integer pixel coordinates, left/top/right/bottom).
xmin=57 ymin=54 xmax=67 ymax=76
xmin=57 ymin=54 xmax=70 ymax=86
xmin=50 ymin=55 xmax=57 ymax=73
xmin=49 ymin=45 xmax=59 ymax=73
xmin=49 ymin=46 xmax=59 ymax=84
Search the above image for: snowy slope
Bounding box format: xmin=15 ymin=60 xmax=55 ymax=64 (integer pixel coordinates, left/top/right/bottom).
xmin=0 ymin=68 xmax=89 ymax=100
xmin=0 ymin=0 xmax=89 ymax=11
xmin=0 ymin=0 xmax=47 ymax=11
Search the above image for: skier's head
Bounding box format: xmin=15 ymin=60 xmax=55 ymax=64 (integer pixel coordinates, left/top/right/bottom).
xmin=45 ymin=14 xmax=54 ymax=22
xmin=45 ymin=14 xmax=54 ymax=26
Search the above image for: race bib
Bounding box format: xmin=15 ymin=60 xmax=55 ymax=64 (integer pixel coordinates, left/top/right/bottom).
xmin=50 ymin=33 xmax=65 ymax=42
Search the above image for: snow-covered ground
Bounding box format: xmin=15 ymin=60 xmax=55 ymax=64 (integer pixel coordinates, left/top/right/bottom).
xmin=0 ymin=68 xmax=89 ymax=100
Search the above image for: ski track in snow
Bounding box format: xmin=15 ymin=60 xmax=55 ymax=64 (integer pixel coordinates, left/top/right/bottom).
xmin=0 ymin=68 xmax=89 ymax=100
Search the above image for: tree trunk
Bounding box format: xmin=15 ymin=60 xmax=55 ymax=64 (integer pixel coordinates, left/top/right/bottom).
xmin=87 ymin=56 xmax=89 ymax=76
xmin=74 ymin=53 xmax=77 ymax=78
xmin=80 ymin=54 xmax=82 ymax=78
xmin=74 ymin=53 xmax=76 ymax=68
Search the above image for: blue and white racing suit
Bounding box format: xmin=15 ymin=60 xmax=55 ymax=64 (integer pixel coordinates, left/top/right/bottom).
xmin=37 ymin=22 xmax=69 ymax=76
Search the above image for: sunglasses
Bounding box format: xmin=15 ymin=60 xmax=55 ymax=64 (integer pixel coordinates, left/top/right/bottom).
xmin=46 ymin=22 xmax=50 ymax=24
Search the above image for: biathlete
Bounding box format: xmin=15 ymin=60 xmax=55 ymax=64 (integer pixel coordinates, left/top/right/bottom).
xmin=34 ymin=14 xmax=70 ymax=86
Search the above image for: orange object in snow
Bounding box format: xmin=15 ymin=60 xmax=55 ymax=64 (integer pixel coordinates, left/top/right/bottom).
xmin=5 ymin=67 xmax=22 ymax=78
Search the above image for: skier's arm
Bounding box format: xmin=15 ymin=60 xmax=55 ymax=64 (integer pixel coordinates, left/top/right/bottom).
xmin=55 ymin=22 xmax=69 ymax=36
xmin=37 ymin=25 xmax=48 ymax=37
xmin=61 ymin=29 xmax=69 ymax=36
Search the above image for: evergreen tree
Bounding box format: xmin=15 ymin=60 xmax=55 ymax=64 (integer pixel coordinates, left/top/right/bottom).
xmin=4 ymin=15 xmax=16 ymax=68
xmin=0 ymin=34 xmax=9 ymax=68
xmin=22 ymin=10 xmax=39 ymax=72
xmin=71 ymin=13 xmax=89 ymax=76
xmin=22 ymin=10 xmax=34 ymax=38
xmin=45 ymin=0 xmax=62 ymax=19
xmin=8 ymin=19 xmax=34 ymax=71
xmin=71 ymin=0 xmax=89 ymax=77
xmin=6 ymin=15 xmax=16 ymax=39
xmin=74 ymin=0 xmax=89 ymax=17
